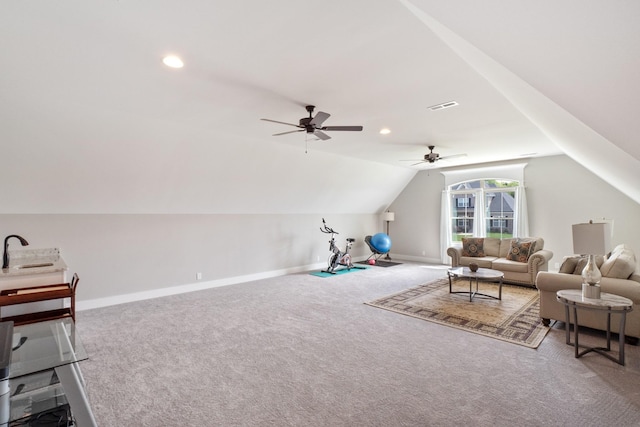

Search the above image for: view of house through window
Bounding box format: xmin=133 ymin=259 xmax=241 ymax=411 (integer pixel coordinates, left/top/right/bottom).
xmin=449 ymin=179 xmax=519 ymax=242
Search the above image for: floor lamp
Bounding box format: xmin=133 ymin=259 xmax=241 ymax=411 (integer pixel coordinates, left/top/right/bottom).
xmin=382 ymin=211 xmax=395 ymax=260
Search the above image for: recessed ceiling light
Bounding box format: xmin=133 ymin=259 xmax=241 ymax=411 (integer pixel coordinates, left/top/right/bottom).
xmin=162 ymin=55 xmax=184 ymax=68
xmin=379 ymin=128 xmax=391 ymax=135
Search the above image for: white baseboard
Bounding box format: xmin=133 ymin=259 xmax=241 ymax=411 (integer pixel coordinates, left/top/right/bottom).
xmin=76 ymin=256 xmax=444 ymax=312
xmin=76 ymin=261 xmax=327 ymax=311
xmin=391 ymin=254 xmax=445 ymax=265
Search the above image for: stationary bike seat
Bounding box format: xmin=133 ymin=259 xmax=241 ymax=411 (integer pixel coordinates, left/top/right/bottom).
xmin=346 ymin=238 xmax=355 ymax=243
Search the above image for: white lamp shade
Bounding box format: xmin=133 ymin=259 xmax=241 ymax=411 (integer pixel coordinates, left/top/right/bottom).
xmin=382 ymin=212 xmax=395 ymax=222
xmin=572 ymin=222 xmax=611 ymax=255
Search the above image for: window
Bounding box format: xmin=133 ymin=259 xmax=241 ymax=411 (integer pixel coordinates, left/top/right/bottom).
xmin=449 ymin=179 xmax=519 ymax=243
xmin=456 ymin=197 xmax=470 ymax=208
xmin=491 ymin=219 xmax=506 ymax=228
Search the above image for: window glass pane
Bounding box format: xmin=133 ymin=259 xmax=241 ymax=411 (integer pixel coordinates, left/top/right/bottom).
xmin=448 ymin=179 xmax=519 ymax=245
xmin=485 ymin=188 xmax=514 ymax=239
xmin=450 ymin=191 xmax=474 ymax=241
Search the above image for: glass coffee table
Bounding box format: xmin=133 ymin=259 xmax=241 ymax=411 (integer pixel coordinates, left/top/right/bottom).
xmin=447 ymin=267 xmax=504 ymax=302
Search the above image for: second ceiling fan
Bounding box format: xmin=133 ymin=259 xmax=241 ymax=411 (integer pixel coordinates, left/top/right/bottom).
xmin=403 ymin=145 xmax=467 ymax=166
xmin=261 ymin=105 xmax=363 ymax=140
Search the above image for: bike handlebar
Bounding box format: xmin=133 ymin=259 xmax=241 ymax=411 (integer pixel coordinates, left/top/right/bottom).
xmin=320 ymin=218 xmax=338 ymax=234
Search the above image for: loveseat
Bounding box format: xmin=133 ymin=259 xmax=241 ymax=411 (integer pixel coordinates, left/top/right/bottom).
xmin=447 ymin=237 xmax=553 ymax=287
xmin=536 ymin=244 xmax=640 ymax=341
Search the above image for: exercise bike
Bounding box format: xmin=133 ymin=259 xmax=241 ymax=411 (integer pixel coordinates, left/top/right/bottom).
xmin=320 ymin=218 xmax=365 ymax=274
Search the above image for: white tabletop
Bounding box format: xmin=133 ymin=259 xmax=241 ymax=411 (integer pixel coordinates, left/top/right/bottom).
xmin=556 ymin=289 xmax=633 ymax=310
xmin=448 ymin=266 xmax=504 ymax=280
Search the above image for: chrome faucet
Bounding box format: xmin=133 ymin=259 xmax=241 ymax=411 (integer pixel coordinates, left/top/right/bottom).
xmin=2 ymin=235 xmax=29 ymax=269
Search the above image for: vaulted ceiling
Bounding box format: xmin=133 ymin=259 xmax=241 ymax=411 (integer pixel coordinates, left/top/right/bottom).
xmin=2 ymin=0 xmax=638 ymax=213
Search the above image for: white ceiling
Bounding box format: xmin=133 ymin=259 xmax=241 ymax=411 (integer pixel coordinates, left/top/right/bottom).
xmin=1 ymin=0 xmax=638 ymax=213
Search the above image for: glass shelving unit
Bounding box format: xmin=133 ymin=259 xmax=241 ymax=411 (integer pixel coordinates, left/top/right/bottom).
xmin=1 ymin=318 xmax=95 ymax=426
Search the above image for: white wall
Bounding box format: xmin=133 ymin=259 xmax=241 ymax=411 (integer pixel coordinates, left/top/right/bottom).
xmin=0 ymin=214 xmax=379 ymax=305
xmin=389 ymin=155 xmax=640 ymax=268
xmin=3 ymin=154 xmax=638 ymax=309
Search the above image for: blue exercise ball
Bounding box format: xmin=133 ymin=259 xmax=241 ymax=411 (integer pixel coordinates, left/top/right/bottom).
xmin=370 ymin=233 xmax=392 ymax=253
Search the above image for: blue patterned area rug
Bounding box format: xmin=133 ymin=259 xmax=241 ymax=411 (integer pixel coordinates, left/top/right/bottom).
xmin=366 ymin=278 xmax=549 ymax=348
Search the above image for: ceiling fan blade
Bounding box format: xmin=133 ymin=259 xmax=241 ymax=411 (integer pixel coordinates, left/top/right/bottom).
xmin=313 ymin=130 xmax=331 ymax=140
xmin=322 ymin=126 xmax=363 ymax=131
xmin=310 ymin=111 xmax=330 ymax=127
xmin=260 ymin=118 xmax=301 ymax=128
xmin=272 ymin=129 xmax=304 ymax=136
xmin=439 ymin=153 xmax=467 ymax=161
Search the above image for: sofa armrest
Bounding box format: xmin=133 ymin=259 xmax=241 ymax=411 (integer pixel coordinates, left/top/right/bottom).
xmin=536 ymin=271 xmax=640 ymax=303
xmin=536 ymin=271 xmax=582 ymax=292
xmin=447 ymin=246 xmax=462 ymax=267
xmin=528 ymin=249 xmax=552 ymax=274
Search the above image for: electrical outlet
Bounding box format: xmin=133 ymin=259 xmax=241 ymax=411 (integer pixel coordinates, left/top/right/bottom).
xmin=196 ymin=272 xmax=202 ymax=280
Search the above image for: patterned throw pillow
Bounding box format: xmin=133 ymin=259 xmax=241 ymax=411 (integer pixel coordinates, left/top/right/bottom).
xmin=506 ymin=239 xmax=533 ymax=262
xmin=461 ymin=238 xmax=485 ymax=257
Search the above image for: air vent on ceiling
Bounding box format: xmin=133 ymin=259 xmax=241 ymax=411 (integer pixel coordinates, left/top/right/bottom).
xmin=429 ymin=101 xmax=458 ymax=111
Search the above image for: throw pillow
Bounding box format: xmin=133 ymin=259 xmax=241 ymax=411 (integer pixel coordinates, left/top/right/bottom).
xmin=506 ymin=239 xmax=533 ymax=262
xmin=461 ymin=238 xmax=485 ymax=257
xmin=559 ymin=256 xmax=580 ymax=274
xmin=572 ymin=255 xmax=605 ymax=275
xmin=600 ymin=247 xmax=636 ymax=279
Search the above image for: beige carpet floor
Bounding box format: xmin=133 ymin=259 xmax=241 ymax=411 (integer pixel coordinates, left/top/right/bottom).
xmin=76 ymin=262 xmax=640 ymax=426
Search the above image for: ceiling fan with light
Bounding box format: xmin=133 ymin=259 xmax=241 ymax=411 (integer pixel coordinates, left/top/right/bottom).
xmin=402 ymin=145 xmax=467 ymax=166
xmin=261 ymin=105 xmax=363 ymax=141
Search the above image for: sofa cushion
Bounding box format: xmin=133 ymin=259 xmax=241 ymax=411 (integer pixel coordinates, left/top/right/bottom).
xmin=459 ymin=256 xmax=496 ymax=269
xmin=483 ymin=238 xmax=501 ymax=257
xmin=600 ymin=246 xmax=636 ymax=279
xmin=492 ymin=258 xmax=529 ymax=273
xmin=506 ymin=239 xmax=534 ymax=262
xmin=461 ymin=238 xmax=485 ymax=257
xmin=499 ymin=239 xmax=514 ymax=258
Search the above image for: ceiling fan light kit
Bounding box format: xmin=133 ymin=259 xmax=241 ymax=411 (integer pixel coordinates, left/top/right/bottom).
xmin=261 ymin=105 xmax=363 ymax=141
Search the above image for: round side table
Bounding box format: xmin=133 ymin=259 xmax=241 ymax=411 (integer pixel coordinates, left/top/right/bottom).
xmin=556 ymin=289 xmax=633 ymax=365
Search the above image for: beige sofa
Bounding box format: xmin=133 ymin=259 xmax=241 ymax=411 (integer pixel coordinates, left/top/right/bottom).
xmin=536 ymin=244 xmax=640 ymax=341
xmin=447 ymin=237 xmax=553 ymax=287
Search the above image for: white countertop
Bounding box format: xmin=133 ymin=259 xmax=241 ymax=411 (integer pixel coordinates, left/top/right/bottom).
xmin=0 ymin=248 xmax=68 ymax=278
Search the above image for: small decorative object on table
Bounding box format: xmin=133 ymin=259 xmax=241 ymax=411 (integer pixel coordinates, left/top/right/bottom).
xmin=468 ymin=262 xmax=479 ymax=272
